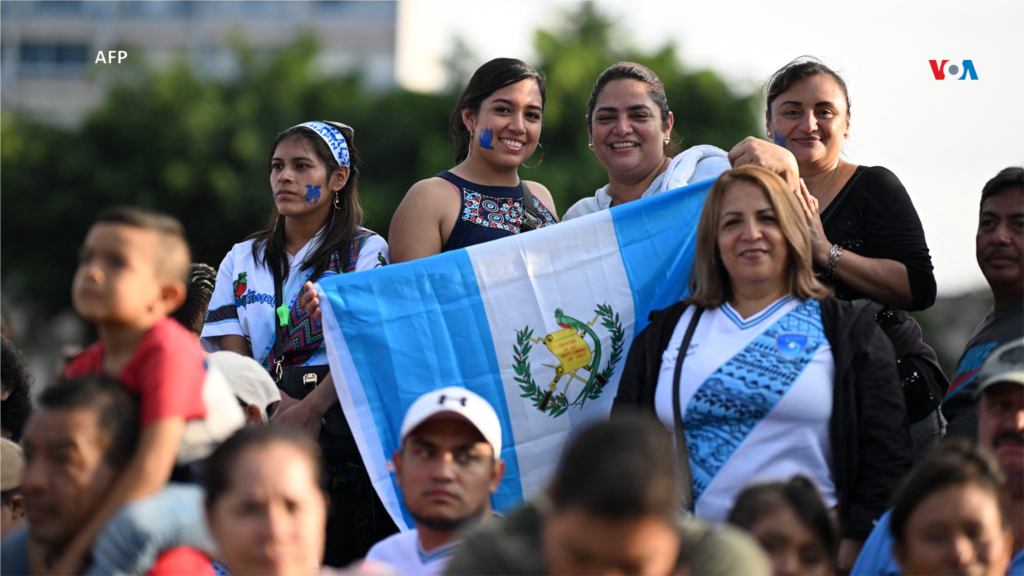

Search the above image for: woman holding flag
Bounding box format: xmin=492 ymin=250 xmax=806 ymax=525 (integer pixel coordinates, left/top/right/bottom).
xmin=387 ymin=57 xmax=558 ymax=262
xmin=201 ymin=121 xmax=396 ymax=565
xmin=612 ymin=165 xmax=911 ymax=573
xmin=563 ymin=62 xmax=731 ymax=220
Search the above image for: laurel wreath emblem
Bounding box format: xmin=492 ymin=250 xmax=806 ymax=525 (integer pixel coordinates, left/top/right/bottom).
xmin=513 ymin=304 xmax=625 ymax=418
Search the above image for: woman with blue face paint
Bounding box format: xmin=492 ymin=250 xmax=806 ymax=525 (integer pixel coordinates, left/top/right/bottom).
xmin=729 ymin=56 xmax=947 ymax=469
xmin=612 ymin=165 xmax=912 ymax=575
xmin=387 ymin=58 xmax=559 ymax=263
xmin=201 ymin=121 xmax=397 ymax=566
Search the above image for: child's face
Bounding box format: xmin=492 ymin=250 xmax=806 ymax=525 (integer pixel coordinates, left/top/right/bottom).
xmin=72 ymin=223 xmax=165 ymax=326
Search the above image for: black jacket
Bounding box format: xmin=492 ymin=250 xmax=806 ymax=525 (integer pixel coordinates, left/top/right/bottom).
xmin=612 ymin=297 xmax=911 ymax=540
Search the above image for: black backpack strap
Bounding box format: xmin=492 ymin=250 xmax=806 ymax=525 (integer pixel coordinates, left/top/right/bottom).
xmin=519 ymin=181 xmax=543 ymax=232
xmin=271 ymin=263 xmax=286 ymax=383
xmin=673 ymin=306 xmax=704 ymax=513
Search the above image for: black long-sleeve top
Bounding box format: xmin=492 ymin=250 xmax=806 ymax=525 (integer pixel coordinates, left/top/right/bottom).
xmin=819 ymin=165 xmax=937 ymax=312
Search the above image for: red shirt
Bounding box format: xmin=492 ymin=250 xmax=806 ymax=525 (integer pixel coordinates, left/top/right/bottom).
xmin=65 ymin=319 xmax=207 ymax=428
xmin=146 ymin=546 xmax=217 ymax=576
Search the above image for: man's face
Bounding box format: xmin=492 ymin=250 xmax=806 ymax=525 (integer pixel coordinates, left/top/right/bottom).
xmin=542 ymin=507 xmax=681 ymax=576
xmin=20 ymin=408 xmax=117 ymax=549
xmin=976 ymin=188 xmax=1024 ymax=297
xmin=393 ymin=417 xmax=504 ymax=532
xmin=977 ymin=383 xmax=1024 ymax=498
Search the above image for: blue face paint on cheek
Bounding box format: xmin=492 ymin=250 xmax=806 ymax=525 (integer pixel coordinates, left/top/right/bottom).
xmin=773 ymin=132 xmax=787 ymax=147
xmin=304 ymin=184 xmax=321 ymax=204
xmin=479 ymin=128 xmax=494 ymax=150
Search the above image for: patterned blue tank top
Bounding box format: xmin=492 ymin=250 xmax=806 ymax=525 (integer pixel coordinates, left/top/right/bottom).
xmin=438 ymin=171 xmax=557 ymax=252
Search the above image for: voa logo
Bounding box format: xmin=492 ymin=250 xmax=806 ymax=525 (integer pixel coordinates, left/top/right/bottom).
xmin=929 ymin=60 xmax=978 ymax=80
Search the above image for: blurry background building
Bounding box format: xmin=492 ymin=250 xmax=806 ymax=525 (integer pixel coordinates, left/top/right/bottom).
xmin=1 ymin=0 xmax=397 ymax=124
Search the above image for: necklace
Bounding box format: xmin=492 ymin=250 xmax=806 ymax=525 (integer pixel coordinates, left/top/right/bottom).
xmin=810 ymin=159 xmax=846 ymax=214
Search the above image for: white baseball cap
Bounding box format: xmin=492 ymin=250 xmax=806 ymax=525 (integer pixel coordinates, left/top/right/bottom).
xmin=1 ymin=439 xmax=25 ymax=492
xmin=206 ymin=351 xmax=282 ymax=424
xmin=399 ymin=387 xmax=502 ymax=458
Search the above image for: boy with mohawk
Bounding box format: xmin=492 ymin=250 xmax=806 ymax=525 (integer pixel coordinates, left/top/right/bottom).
xmin=45 ymin=207 xmax=208 ymax=574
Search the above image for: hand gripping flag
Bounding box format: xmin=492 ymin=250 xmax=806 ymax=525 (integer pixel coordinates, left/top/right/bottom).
xmin=318 ymin=178 xmax=714 ymax=531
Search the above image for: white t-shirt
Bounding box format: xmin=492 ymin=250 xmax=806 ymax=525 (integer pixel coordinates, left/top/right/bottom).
xmin=365 ymin=529 xmax=457 ymax=576
xmin=563 ymin=144 xmax=730 ymax=220
xmin=654 ymin=296 xmax=836 ymax=521
xmin=201 ymin=227 xmax=387 ymax=370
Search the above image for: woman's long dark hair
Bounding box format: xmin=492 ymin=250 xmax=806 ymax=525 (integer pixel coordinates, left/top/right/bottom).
xmin=448 ymin=58 xmax=546 ymax=164
xmin=248 ymin=122 xmax=365 ymax=282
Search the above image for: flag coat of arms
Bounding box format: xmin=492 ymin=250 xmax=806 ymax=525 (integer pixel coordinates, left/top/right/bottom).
xmin=318 ymin=178 xmax=714 ymax=531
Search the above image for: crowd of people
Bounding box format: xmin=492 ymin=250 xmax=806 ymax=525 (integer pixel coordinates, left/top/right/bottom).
xmin=0 ymin=55 xmax=1021 ymax=576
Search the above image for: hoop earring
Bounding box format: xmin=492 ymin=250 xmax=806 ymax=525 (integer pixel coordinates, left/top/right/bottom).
xmin=522 ymin=143 xmax=544 ymax=169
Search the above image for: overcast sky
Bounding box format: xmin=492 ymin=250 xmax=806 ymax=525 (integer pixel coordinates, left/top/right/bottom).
xmin=396 ymin=0 xmax=1024 ymax=297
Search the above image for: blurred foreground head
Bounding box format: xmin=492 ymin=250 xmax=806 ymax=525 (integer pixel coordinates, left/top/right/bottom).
xmin=1 ymin=438 xmax=27 ymax=539
xmin=72 ymin=206 xmax=190 ymax=328
xmin=891 ymin=439 xmax=1014 ymax=576
xmin=543 ymin=414 xmax=681 ymax=576
xmin=728 ymin=476 xmax=837 ymax=576
xmin=204 ymin=426 xmax=326 ymax=576
xmin=20 ymin=375 xmax=138 ymax=552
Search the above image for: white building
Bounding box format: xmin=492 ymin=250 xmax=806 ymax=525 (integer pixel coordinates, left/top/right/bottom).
xmin=1 ymin=1 xmax=397 ymax=124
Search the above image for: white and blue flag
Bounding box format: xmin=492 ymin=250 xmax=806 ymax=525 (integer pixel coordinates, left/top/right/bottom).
xmin=319 ymin=178 xmax=714 ymax=531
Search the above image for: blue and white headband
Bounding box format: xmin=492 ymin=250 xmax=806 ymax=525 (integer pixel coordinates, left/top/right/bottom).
xmin=295 ymin=121 xmax=350 ymax=167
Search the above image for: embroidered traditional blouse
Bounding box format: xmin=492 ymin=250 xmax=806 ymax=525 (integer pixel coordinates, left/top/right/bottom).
xmin=437 ymin=171 xmax=557 ymax=252
xmin=201 ymin=228 xmax=388 ymax=372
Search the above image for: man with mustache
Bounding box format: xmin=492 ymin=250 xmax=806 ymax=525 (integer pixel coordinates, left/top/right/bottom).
xmin=852 ymin=338 xmax=1024 ymax=575
xmin=945 ymin=167 xmax=1024 ymax=440
xmin=364 ymin=387 xmax=505 ymax=575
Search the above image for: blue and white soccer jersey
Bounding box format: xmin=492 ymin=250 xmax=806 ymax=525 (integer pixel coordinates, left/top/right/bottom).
xmin=654 ymin=295 xmax=837 ymax=520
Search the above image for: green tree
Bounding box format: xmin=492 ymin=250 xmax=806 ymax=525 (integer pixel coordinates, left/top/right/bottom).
xmin=1 ymin=4 xmax=760 ymax=319
xmin=526 ymin=3 xmax=761 ymax=212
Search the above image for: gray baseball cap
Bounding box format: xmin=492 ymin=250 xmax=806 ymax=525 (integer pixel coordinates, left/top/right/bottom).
xmin=974 ymin=338 xmax=1024 ymax=398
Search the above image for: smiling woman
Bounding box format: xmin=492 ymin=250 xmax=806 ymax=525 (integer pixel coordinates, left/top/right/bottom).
xmin=613 ymin=165 xmax=912 ymax=574
xmin=200 ymin=121 xmax=396 ymax=566
xmin=730 ymin=57 xmax=948 ymax=471
xmin=563 ymin=62 xmax=731 ymax=220
xmin=388 ymin=58 xmax=558 ymax=262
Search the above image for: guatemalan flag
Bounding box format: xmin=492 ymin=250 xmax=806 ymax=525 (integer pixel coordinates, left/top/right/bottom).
xmin=318 ymin=178 xmax=714 ymax=531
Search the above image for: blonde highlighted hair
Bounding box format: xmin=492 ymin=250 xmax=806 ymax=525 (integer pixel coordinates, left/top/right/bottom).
xmin=686 ymin=165 xmax=832 ymax=308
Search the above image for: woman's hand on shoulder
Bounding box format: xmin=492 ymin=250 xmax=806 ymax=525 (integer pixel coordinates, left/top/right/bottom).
xmin=728 ymin=137 xmax=800 ymax=191
xmin=525 ymin=181 xmax=558 ymax=222
xmin=388 ymin=177 xmax=461 ymax=264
